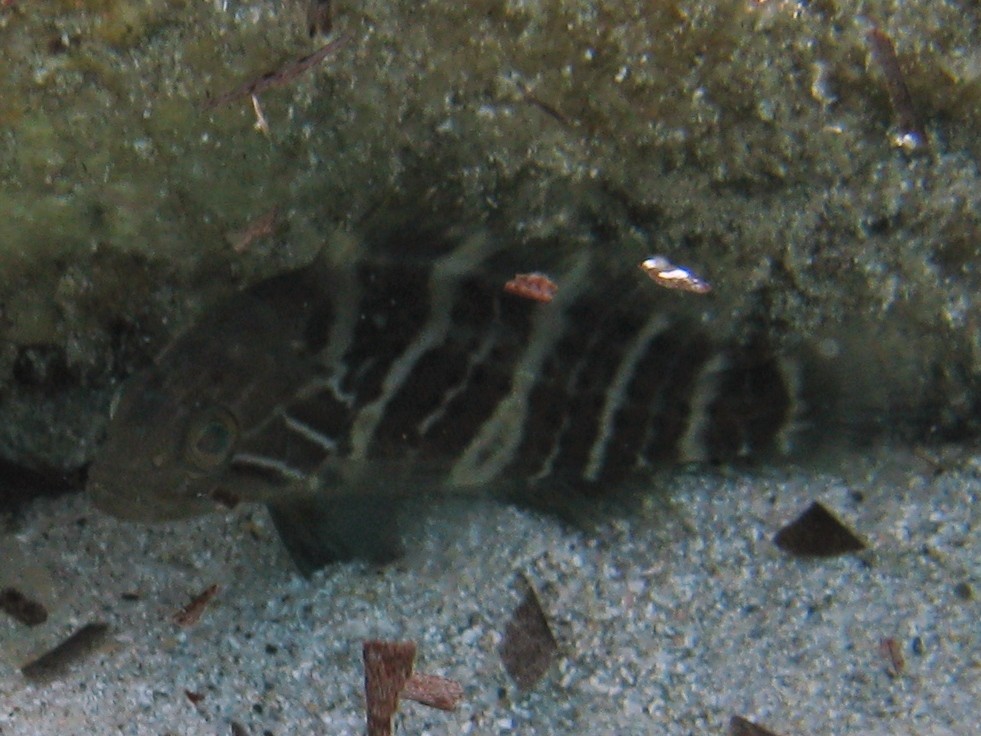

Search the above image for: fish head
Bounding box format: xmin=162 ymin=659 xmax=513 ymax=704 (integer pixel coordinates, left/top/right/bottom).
xmin=88 ymin=353 xmax=248 ymax=521
xmin=88 ymin=281 xmax=323 ymax=521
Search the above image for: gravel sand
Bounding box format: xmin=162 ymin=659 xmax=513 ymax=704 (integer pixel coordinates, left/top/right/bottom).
xmin=1 ymin=444 xmax=977 ymax=735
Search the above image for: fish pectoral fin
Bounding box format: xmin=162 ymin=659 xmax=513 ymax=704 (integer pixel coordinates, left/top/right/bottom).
xmin=266 ymin=494 xmax=404 ymax=577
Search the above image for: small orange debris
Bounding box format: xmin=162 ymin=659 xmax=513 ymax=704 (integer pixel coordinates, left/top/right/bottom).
xmin=225 ymin=207 xmax=280 ymax=254
xmin=504 ymin=272 xmax=559 ymax=303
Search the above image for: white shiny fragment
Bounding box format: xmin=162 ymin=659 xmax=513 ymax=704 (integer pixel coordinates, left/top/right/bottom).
xmin=639 ymin=255 xmax=712 ymax=294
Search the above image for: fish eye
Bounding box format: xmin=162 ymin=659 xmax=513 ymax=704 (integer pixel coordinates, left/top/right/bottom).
xmin=183 ymin=406 xmax=238 ymax=471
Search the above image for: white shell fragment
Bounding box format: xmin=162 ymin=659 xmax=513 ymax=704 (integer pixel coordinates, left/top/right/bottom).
xmin=639 ymin=256 xmax=712 ymax=294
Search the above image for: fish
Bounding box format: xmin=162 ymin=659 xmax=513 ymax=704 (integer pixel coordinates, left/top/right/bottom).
xmin=88 ymin=229 xmax=824 ymax=575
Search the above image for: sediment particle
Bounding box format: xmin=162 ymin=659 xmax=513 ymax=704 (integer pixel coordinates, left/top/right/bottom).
xmin=773 ymin=501 xmax=866 ymax=557
xmin=498 ymin=577 xmax=558 ymax=690
xmin=21 ymin=622 xmax=111 ymax=683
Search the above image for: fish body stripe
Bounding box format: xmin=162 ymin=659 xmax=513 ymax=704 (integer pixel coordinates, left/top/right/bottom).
xmin=347 ymin=234 xmax=500 ymax=461
xmin=635 ymin=336 xmax=715 ymax=466
xmin=583 ymin=313 xmax=672 ymax=481
xmin=230 ymin=451 xmax=307 ymax=484
xmin=282 ymin=413 xmax=338 ymax=453
xmin=413 ymin=287 xmax=536 ymax=462
xmin=677 ymin=354 xmax=729 ymax=462
xmin=448 ymin=253 xmax=594 ymax=486
xmin=337 ymin=264 xmax=434 ymax=408
xmin=771 ymin=357 xmax=804 ymax=455
xmin=414 ymin=327 xmax=499 ymax=438
xmin=218 ymin=247 xmax=804 ymax=495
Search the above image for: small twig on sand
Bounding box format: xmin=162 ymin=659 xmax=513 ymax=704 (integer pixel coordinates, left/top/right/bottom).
xmin=205 ymin=34 xmax=350 ymax=110
xmin=173 ymin=583 xmax=220 ymax=627
xmin=878 ymin=636 xmax=906 ymax=678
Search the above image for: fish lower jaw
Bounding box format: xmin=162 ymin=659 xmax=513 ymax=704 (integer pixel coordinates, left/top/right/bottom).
xmin=88 ymin=483 xmax=214 ymax=522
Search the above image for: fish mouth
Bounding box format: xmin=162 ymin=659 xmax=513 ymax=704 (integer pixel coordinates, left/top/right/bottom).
xmin=87 ymin=466 xmax=212 ymax=522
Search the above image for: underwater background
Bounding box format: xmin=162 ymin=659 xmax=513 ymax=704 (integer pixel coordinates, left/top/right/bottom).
xmin=1 ymin=1 xmax=978 ymax=734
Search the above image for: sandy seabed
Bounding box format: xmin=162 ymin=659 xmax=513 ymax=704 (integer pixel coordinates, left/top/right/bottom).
xmin=1 ymin=444 xmax=977 ymax=736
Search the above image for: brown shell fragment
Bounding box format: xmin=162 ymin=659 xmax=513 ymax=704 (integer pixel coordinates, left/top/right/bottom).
xmin=498 ymin=578 xmax=558 ymax=690
xmin=878 ymin=636 xmax=905 ymax=677
xmin=774 ymin=501 xmax=866 ymax=557
xmin=639 ymin=256 xmax=712 ymax=294
xmin=730 ymin=715 xmax=784 ymax=736
xmin=503 ymin=272 xmax=559 ymax=303
xmin=173 ymin=583 xmax=220 ymax=627
xmin=184 ymin=689 xmax=205 ymax=705
xmin=401 ymin=673 xmax=463 ymax=711
xmin=0 ymin=587 xmax=48 ymax=626
xmin=363 ymin=640 xmax=416 ymax=736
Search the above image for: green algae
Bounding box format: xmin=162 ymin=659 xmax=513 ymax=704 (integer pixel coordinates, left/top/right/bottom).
xmin=0 ymin=0 xmax=978 ymax=470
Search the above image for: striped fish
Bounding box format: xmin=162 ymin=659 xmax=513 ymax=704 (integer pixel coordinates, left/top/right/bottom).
xmin=88 ymin=231 xmax=817 ymax=575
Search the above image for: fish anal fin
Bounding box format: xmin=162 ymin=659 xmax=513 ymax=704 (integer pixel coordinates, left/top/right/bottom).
xmin=267 ymin=495 xmax=403 ymax=577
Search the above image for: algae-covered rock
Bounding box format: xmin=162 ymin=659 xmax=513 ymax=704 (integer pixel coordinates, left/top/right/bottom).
xmin=0 ymin=0 xmax=978 ymax=476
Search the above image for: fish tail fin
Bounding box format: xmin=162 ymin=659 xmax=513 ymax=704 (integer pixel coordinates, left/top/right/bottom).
xmin=786 ymin=322 xmax=956 ymax=455
xmin=496 ymin=318 xmax=950 ymax=525
xmin=677 ymin=331 xmax=938 ymax=469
